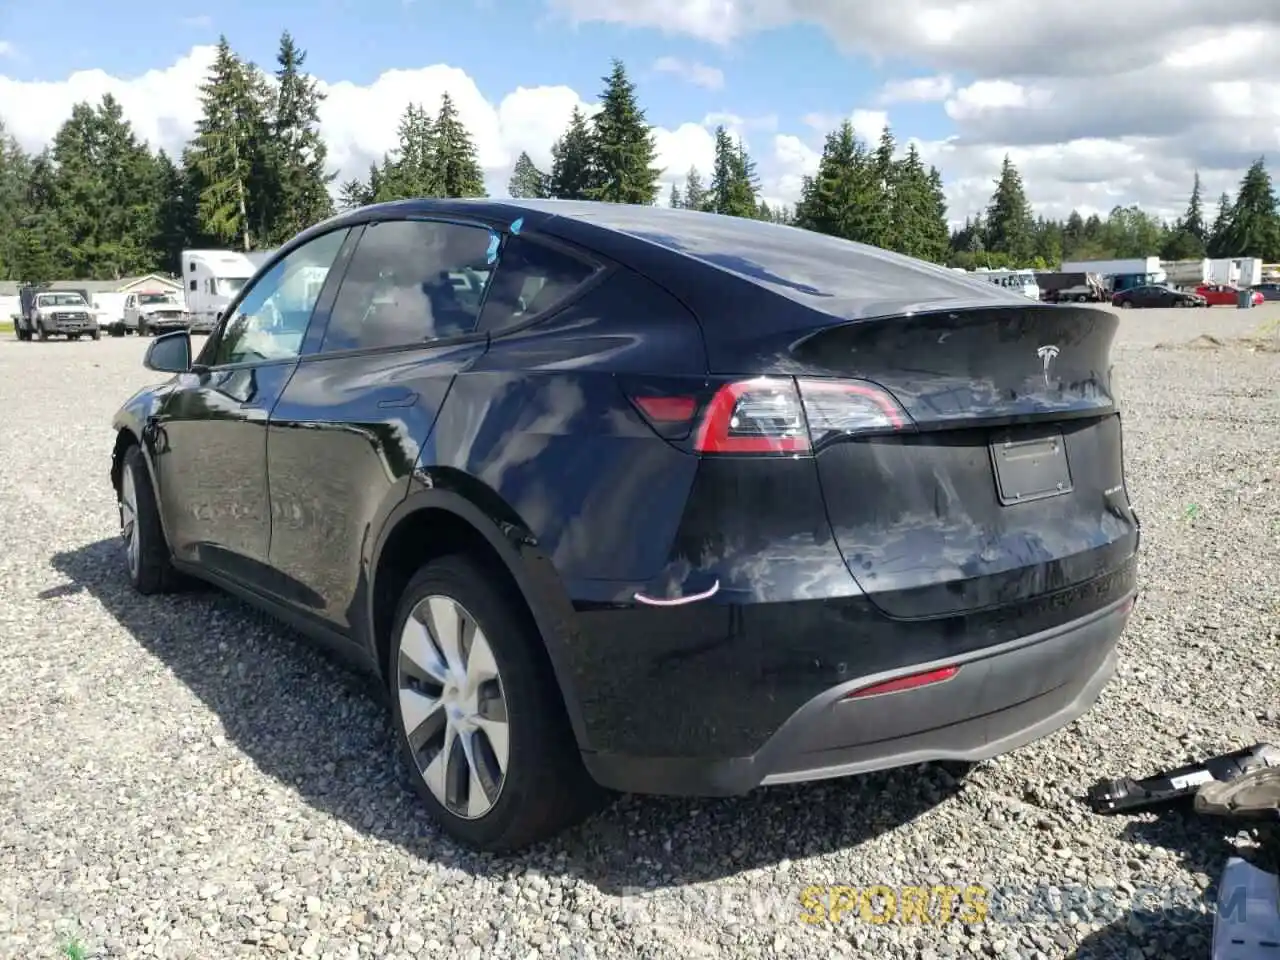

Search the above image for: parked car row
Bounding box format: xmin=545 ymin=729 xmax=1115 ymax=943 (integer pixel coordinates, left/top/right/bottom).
xmin=9 ymin=285 xmax=217 ymax=341
xmin=1110 ymin=282 xmax=1268 ymax=309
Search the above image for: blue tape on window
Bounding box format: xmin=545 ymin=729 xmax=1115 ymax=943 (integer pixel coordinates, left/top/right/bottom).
xmin=485 ymin=232 xmax=500 ymax=264
xmin=510 ymin=217 xmax=523 ymax=235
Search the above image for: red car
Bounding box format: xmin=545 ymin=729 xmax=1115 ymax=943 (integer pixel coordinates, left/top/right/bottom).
xmin=1195 ymin=283 xmax=1264 ymax=307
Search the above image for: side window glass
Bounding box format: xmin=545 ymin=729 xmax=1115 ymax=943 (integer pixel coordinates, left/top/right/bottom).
xmin=212 ymin=228 xmax=348 ymax=366
xmin=321 ymin=219 xmax=494 ymax=353
xmin=478 ymin=234 xmax=597 ymax=333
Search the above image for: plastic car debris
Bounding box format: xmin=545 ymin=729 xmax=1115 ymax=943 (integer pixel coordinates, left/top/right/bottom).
xmin=1086 ymin=744 xmax=1280 ymax=815
xmin=1196 ymin=766 xmax=1280 ymax=822
xmin=1211 ymin=857 xmax=1280 ymax=960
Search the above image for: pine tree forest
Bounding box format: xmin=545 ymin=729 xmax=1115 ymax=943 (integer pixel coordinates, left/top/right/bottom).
xmin=3 ymin=38 xmax=1280 ymax=285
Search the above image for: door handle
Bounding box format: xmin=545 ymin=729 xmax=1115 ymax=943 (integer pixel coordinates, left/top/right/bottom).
xmin=377 ymin=391 xmax=418 ymax=409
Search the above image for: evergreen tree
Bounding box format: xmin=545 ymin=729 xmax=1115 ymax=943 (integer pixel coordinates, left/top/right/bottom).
xmin=548 ymin=106 xmax=595 ymax=200
xmin=1207 ymin=192 xmax=1234 ymax=258
xmin=0 ymin=121 xmax=33 ymax=279
xmin=186 ymin=36 xmax=270 ymax=250
xmin=376 ymin=104 xmax=438 ymax=200
xmin=337 ymin=178 xmax=369 ymax=210
xmin=984 ymin=154 xmax=1034 ymax=264
xmin=46 ymin=95 xmax=162 ymax=278
xmin=268 ymin=31 xmax=334 ymax=242
xmin=873 ymin=127 xmax=897 ymax=249
xmin=794 ymin=121 xmax=883 ymax=244
xmin=587 ymin=59 xmax=661 ymax=204
xmin=153 ymin=150 xmax=190 ymax=275
xmin=923 ymin=165 xmax=951 ymax=263
xmin=508 ymin=151 xmax=549 ymax=199
xmin=1161 ymin=173 xmax=1208 ymax=260
xmin=707 ymin=126 xmax=736 ymax=215
xmin=433 ymin=93 xmax=486 ymax=197
xmin=668 ymin=182 xmax=682 ymax=208
xmin=682 ymin=166 xmax=708 ymax=211
xmin=1222 ymin=158 xmax=1280 ymax=260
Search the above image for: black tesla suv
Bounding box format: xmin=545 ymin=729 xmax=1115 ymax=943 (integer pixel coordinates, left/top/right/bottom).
xmin=110 ymin=199 xmax=1140 ymax=852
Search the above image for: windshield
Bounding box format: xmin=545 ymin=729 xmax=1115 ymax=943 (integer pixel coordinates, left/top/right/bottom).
xmin=36 ymin=293 xmax=86 ymax=307
xmin=139 ymin=293 xmax=177 ymax=305
xmin=216 ymin=277 xmax=248 ymax=296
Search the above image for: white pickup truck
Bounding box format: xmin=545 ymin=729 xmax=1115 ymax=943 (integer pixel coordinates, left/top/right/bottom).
xmin=121 ymin=291 xmax=189 ymax=336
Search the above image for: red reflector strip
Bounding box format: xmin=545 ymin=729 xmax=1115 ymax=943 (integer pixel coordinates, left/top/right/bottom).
xmin=843 ymin=665 xmax=959 ymax=700
xmin=632 ymin=395 xmax=697 ymax=423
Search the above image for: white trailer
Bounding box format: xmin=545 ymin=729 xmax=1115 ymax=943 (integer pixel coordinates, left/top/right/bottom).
xmin=182 ymin=249 xmax=258 ymax=333
xmin=970 ymin=267 xmax=1040 ymax=301
xmin=1161 ymin=259 xmax=1210 ymax=288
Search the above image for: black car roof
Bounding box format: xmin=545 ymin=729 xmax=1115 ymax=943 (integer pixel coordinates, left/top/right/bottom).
xmin=291 ymin=198 xmax=1038 ymax=323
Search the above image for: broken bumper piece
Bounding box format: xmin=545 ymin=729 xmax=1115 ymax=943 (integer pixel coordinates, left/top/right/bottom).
xmin=1086 ymin=743 xmax=1280 ymax=815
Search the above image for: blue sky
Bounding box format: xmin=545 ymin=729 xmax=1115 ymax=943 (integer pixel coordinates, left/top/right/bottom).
xmin=1 ymin=0 xmax=953 ymax=146
xmin=2 ymin=0 xmax=1269 ymax=221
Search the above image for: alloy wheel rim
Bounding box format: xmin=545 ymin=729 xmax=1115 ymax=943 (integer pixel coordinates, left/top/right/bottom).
xmin=397 ymin=595 xmax=510 ymax=820
xmin=120 ymin=465 xmax=140 ymax=579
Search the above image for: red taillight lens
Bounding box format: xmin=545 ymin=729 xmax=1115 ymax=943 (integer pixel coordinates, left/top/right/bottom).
xmin=693 ymin=378 xmax=809 ymax=454
xmin=691 ymin=377 xmax=910 ymax=456
xmin=797 ymin=379 xmax=907 ymax=446
xmin=842 ymin=665 xmax=959 ymax=700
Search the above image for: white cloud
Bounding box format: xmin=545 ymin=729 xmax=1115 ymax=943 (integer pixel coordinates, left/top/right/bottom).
xmin=550 ymin=0 xmax=1280 ymax=222
xmin=652 ymin=56 xmax=724 ymax=90
xmin=0 ymin=46 xmax=738 ymax=209
xmin=0 ymin=41 xmax=15 ymax=59
xmin=878 ymin=74 xmax=953 ymax=104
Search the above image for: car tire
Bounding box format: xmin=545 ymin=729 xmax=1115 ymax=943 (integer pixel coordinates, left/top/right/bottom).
xmin=37 ymin=322 xmax=48 ymax=340
xmin=389 ymin=554 xmax=607 ymax=853
xmin=1119 ymin=301 xmax=1132 ymax=309
xmin=90 ymin=329 xmax=100 ymax=340
xmin=119 ymin=445 xmax=180 ymax=595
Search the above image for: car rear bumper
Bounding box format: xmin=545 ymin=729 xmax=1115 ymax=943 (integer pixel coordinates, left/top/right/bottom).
xmin=579 ymin=591 xmax=1134 ymax=797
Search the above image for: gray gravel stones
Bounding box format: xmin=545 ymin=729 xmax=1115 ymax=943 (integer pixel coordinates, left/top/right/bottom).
xmin=1 ymin=308 xmax=1277 ymax=960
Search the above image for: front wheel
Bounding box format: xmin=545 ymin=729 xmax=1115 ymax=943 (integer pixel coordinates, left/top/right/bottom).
xmin=389 ymin=555 xmax=606 ymax=852
xmin=1118 ymin=301 xmax=1132 ymax=309
xmin=119 ymin=445 xmax=179 ymax=594
xmin=37 ymin=322 xmax=48 ymax=340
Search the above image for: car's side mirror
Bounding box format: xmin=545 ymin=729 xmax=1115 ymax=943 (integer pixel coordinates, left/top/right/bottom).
xmin=144 ymin=330 xmax=193 ymax=373
xmin=215 ymin=311 xmax=222 ymax=323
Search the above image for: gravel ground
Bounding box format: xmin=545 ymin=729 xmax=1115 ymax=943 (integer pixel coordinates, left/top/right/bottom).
xmin=1 ymin=307 xmax=1277 ymax=960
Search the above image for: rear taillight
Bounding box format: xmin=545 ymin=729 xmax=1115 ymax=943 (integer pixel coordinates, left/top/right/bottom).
xmin=693 ymin=378 xmax=809 ymax=454
xmin=796 ymin=379 xmax=908 ymax=448
xmin=690 ymin=377 xmax=910 ymax=455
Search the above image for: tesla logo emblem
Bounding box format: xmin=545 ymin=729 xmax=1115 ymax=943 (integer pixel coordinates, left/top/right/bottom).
xmin=1037 ymin=344 xmax=1060 ymax=385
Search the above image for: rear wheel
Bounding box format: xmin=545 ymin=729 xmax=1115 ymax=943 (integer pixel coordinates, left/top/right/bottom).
xmin=389 ymin=555 xmax=605 ymax=852
xmin=1119 ymin=301 xmax=1132 ymax=309
xmin=119 ymin=445 xmax=179 ymax=594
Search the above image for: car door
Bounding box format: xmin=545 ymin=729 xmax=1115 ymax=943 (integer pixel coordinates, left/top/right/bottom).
xmin=264 ymin=216 xmax=499 ymax=633
xmin=151 ymin=227 xmax=352 ymax=584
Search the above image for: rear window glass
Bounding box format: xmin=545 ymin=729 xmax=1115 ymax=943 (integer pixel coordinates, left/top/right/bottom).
xmin=322 ymin=219 xmax=494 ymax=352
xmin=479 ymin=234 xmax=597 ymax=332
xmin=555 ymin=204 xmax=1007 ymax=312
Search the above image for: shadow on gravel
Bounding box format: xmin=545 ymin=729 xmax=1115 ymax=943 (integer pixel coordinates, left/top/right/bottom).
xmin=52 ymin=537 xmax=962 ymax=896
xmin=1070 ymin=813 xmax=1242 ymax=960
